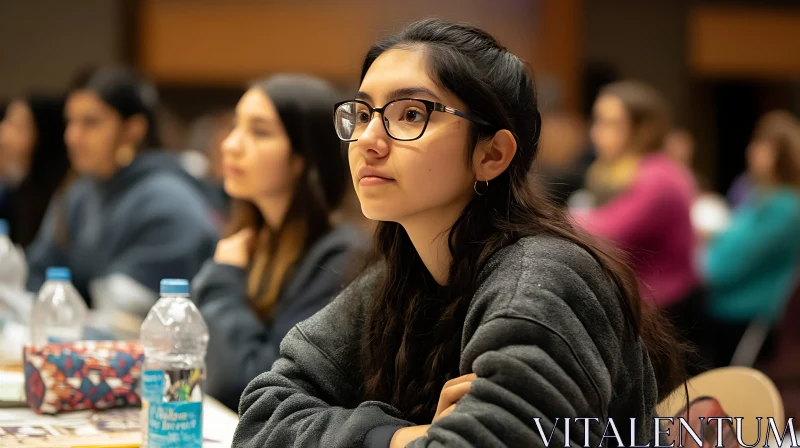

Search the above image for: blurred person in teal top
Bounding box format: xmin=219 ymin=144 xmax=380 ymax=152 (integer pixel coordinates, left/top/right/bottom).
xmin=703 ymin=110 xmax=800 ymax=366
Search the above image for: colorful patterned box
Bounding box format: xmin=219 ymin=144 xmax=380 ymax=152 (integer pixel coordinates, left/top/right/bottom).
xmin=23 ymin=341 xmax=144 ymax=415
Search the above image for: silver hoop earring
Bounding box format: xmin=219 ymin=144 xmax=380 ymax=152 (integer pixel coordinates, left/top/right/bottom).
xmin=474 ymin=180 xmax=489 ymax=196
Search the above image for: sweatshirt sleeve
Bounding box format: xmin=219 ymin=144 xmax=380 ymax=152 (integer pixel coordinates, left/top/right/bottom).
xmin=408 ymin=240 xmax=646 ymax=448
xmin=231 ymin=270 xmax=415 ymax=448
xmin=407 ymin=315 xmax=606 ymax=448
xmin=191 ymin=248 xmax=352 ymax=410
xmin=705 ymin=192 xmax=800 ymax=287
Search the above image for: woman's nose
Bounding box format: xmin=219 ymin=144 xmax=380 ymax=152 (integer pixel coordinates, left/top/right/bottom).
xmin=355 ymin=116 xmax=391 ymax=159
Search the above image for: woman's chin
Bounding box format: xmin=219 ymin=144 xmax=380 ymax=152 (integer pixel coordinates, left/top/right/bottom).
xmin=223 ymin=181 xmax=252 ymax=201
xmin=360 ymin=204 xmax=402 ymax=223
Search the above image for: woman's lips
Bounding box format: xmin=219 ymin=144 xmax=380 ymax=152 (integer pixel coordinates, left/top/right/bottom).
xmin=357 ymin=166 xmax=394 ymax=186
xmin=224 ymin=164 xmax=246 ymax=177
xmin=358 ymin=176 xmax=394 ymax=186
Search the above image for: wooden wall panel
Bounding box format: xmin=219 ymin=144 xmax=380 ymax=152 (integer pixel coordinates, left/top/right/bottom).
xmin=138 ymin=1 xmax=374 ymax=84
xmin=537 ymin=0 xmax=582 ymax=111
xmin=136 ymin=0 xmax=581 ymax=111
xmin=689 ymin=6 xmax=800 ymax=80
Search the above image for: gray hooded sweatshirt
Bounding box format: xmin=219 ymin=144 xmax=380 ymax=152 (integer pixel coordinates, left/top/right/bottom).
xmin=25 ymin=152 xmax=218 ymax=315
xmin=231 ymin=235 xmax=660 ymax=447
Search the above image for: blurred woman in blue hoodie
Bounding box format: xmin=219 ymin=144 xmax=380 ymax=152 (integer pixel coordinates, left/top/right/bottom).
xmin=703 ymin=110 xmax=800 ymax=366
xmin=25 ymin=67 xmax=218 ymax=317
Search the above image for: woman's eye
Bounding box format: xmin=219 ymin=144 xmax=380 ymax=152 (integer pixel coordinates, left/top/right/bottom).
xmin=252 ymin=128 xmax=269 ymax=138
xmin=356 ymin=111 xmax=371 ymax=123
xmin=403 ymin=109 xmax=426 ymax=122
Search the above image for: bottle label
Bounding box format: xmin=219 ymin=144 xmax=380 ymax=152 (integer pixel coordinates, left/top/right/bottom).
xmin=147 ymin=401 xmax=202 ymax=447
xmin=142 ymin=369 xmax=204 ymax=448
xmin=142 ymin=369 xmax=165 ymax=402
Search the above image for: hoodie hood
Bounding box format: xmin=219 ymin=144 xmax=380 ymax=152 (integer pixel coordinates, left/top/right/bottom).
xmin=99 ymin=151 xmax=207 ymax=202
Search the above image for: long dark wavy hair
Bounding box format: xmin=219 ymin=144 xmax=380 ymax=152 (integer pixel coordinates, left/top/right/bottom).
xmin=358 ymin=19 xmax=688 ymax=424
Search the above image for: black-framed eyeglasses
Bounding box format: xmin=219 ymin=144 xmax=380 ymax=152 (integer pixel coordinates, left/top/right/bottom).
xmin=333 ymin=98 xmax=493 ymax=142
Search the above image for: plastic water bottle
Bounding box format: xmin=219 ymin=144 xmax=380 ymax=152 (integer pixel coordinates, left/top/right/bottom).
xmin=30 ymin=267 xmax=88 ymax=345
xmin=140 ymin=279 xmax=208 ymax=448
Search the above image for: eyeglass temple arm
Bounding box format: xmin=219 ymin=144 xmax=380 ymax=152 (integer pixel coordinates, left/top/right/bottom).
xmin=434 ymin=104 xmax=493 ymax=127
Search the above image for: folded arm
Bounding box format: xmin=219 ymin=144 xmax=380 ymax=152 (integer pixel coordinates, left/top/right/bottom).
xmin=232 ymin=272 xmax=415 ymax=448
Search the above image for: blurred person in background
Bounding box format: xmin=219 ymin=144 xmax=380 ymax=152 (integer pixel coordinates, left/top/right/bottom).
xmin=530 ymin=76 xmax=591 ymax=207
xmin=0 ymin=95 xmax=71 ymax=248
xmin=727 ymin=173 xmax=752 ymax=209
xmin=183 ymin=110 xmax=234 ymax=229
xmin=190 ymin=75 xmax=365 ymax=410
xmin=534 ymin=110 xmax=590 ymax=206
xmin=702 ymin=110 xmax=800 ymax=367
xmin=573 ymin=81 xmax=701 ymax=342
xmin=663 ymin=127 xmax=695 ymax=170
xmin=24 ymin=67 xmax=218 ymax=318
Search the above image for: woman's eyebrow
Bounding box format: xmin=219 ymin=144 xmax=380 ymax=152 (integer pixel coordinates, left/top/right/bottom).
xmin=387 ymin=87 xmax=441 ymax=102
xmin=354 ymin=87 xmax=442 ymax=105
xmin=355 ymin=91 xmax=373 ymax=103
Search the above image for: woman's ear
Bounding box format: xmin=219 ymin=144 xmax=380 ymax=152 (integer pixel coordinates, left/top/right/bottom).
xmin=473 ymin=129 xmax=517 ymax=181
xmin=122 ymin=114 xmax=148 ymax=147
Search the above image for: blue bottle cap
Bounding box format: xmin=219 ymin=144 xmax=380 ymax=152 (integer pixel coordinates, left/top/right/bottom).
xmin=0 ymin=219 xmax=8 ymax=236
xmin=46 ymin=267 xmax=71 ymax=281
xmin=160 ymin=278 xmax=189 ymax=295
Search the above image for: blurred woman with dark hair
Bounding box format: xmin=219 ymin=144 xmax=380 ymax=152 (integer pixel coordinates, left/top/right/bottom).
xmin=190 ymin=75 xmax=365 ymax=410
xmin=0 ymin=95 xmax=71 ymax=247
xmin=703 ymin=110 xmax=800 ymax=367
xmin=573 ymin=81 xmax=701 ymax=341
xmin=24 ymin=67 xmax=217 ymax=318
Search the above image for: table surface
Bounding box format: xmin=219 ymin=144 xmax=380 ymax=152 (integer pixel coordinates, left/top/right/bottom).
xmin=0 ymin=304 xmax=239 ymax=446
xmin=0 ymin=368 xmax=239 ymax=447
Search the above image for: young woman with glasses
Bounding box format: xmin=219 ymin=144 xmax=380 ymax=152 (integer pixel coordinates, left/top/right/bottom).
xmin=232 ymin=19 xmax=687 ymax=448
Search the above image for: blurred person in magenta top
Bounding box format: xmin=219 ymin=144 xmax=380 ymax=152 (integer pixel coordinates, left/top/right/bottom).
xmin=573 ymin=81 xmax=699 ymax=312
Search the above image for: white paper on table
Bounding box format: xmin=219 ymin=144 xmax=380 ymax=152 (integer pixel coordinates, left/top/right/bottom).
xmin=0 ymin=370 xmax=25 ymax=405
xmin=0 ymin=319 xmax=28 ymax=367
